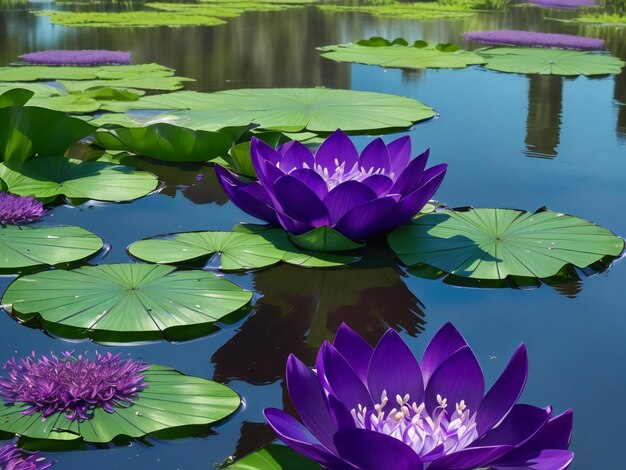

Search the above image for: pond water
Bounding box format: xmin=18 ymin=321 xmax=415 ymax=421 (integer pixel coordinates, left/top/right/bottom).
xmin=0 ymin=1 xmax=625 ymax=469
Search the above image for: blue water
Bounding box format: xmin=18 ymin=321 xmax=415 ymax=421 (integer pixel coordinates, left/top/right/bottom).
xmin=0 ymin=2 xmax=625 ymax=468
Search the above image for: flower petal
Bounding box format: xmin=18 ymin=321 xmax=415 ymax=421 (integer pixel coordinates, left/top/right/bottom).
xmin=429 ymin=445 xmax=513 ymax=470
xmin=367 ymin=329 xmax=424 ymax=406
xmin=491 ymin=450 xmax=574 ymax=470
xmin=425 ymin=345 xmax=485 ymax=417
xmin=280 ymin=140 xmax=315 ymax=172
xmin=314 ymin=129 xmax=359 ymax=174
xmin=251 ymin=137 xmax=281 ymax=169
xmin=333 ymin=196 xmax=398 ymax=240
xmin=215 ymin=165 xmax=278 ymax=224
xmin=289 ymin=168 xmax=329 ymax=199
xmin=476 ymin=344 xmax=528 ymax=437
xmin=421 ymin=322 xmax=469 ymax=385
xmin=334 ymin=429 xmax=424 ymax=470
xmin=390 ymin=149 xmax=429 ymax=196
xmin=333 ymin=323 xmax=374 ymax=384
xmin=275 ymin=208 xmax=312 ymax=234
xmin=316 ymin=341 xmax=373 ymax=412
xmin=359 ymin=138 xmax=391 ymax=173
xmin=387 ymin=135 xmax=411 ymax=177
xmin=327 ymin=394 xmax=356 ymax=432
xmin=361 ymin=174 xmax=394 ymax=196
xmin=264 ymin=408 xmax=349 ymax=468
xmin=286 ymin=355 xmax=338 ymax=452
xmin=273 ymin=175 xmax=331 ymax=227
xmin=323 ymin=181 xmax=377 ymax=224
xmin=474 ymin=405 xmax=551 ymax=448
xmin=519 ymin=410 xmax=573 ymax=451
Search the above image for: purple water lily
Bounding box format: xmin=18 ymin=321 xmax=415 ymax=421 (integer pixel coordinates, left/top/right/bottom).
xmin=527 ymin=0 xmax=595 ymax=8
xmin=0 ymin=193 xmax=48 ymax=226
xmin=0 ymin=352 xmax=148 ymax=422
xmin=0 ymin=444 xmax=55 ymax=470
xmin=463 ymin=30 xmax=604 ymax=51
xmin=216 ymin=130 xmax=447 ymax=241
xmin=19 ymin=50 xmax=131 ymax=66
xmin=264 ymin=323 xmax=574 ymax=469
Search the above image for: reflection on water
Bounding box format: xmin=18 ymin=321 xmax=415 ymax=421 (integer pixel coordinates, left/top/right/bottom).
xmin=525 ymin=75 xmax=563 ymax=158
xmin=212 ymin=251 xmax=425 ymax=385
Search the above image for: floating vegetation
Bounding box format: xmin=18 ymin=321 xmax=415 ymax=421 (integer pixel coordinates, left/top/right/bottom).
xmin=1 ymin=263 xmax=253 ymax=341
xmin=0 ymin=63 xmax=175 ymax=81
xmin=264 ymin=322 xmax=574 ymax=469
xmin=227 ymin=444 xmax=321 ymax=469
xmin=216 ymin=130 xmax=446 ymax=243
xmin=566 ymin=13 xmax=626 ymax=25
xmin=19 ymin=50 xmax=132 ymax=66
xmin=477 ymin=47 xmax=625 ymax=75
xmin=97 ymin=88 xmax=436 ymax=132
xmin=319 ymin=37 xmax=487 ymax=70
xmin=317 ymin=1 xmax=479 ymax=20
xmin=388 ymin=207 xmax=624 ymax=281
xmin=0 ymin=352 xmax=240 ymax=442
xmin=0 ymin=157 xmax=159 ymax=203
xmin=129 ymin=225 xmax=361 ymax=269
xmin=36 ymin=0 xmax=317 ymax=28
xmin=93 ymin=123 xmax=236 ymax=162
xmin=527 ymin=0 xmax=596 ymax=8
xmin=463 ymin=30 xmax=605 ymax=50
xmin=0 ymin=225 xmax=103 ymax=271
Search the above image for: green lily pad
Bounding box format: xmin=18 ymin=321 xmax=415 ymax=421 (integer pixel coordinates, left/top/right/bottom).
xmin=0 ymin=156 xmax=158 ymax=203
xmin=319 ymin=39 xmax=486 ymax=70
xmin=0 ymin=63 xmax=174 ymax=82
xmin=317 ymin=2 xmax=476 ymax=20
xmin=2 ymin=263 xmax=253 ymax=340
xmin=0 ymin=106 xmax=95 ymax=162
xmin=227 ymin=445 xmax=322 ymax=469
xmin=97 ymin=88 xmax=436 ymax=132
xmin=477 ymin=47 xmax=625 ymax=76
xmin=60 ymin=76 xmax=193 ymax=93
xmin=0 ymin=225 xmax=103 ymax=271
xmin=0 ymin=364 xmax=240 ymax=443
xmin=388 ymin=208 xmax=625 ymax=280
xmin=27 ymin=94 xmax=101 ymax=113
xmin=93 ymin=123 xmax=234 ymax=162
xmin=128 ymin=231 xmax=286 ymax=271
xmin=233 ymin=224 xmax=360 ymax=268
xmin=129 ymin=226 xmax=359 ymax=270
xmin=0 ymin=88 xmax=34 ymax=108
xmin=288 ymin=226 xmax=365 ymax=252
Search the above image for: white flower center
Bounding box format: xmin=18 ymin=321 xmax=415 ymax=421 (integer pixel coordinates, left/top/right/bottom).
xmin=351 ymin=391 xmax=478 ymax=459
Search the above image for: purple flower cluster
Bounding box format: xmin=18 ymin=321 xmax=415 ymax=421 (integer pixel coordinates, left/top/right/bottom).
xmin=19 ymin=50 xmax=131 ymax=66
xmin=464 ymin=30 xmax=604 ymax=51
xmin=0 ymin=193 xmax=48 ymax=226
xmin=527 ymin=0 xmax=596 ymax=9
xmin=0 ymin=352 xmax=148 ymax=422
xmin=0 ymin=444 xmax=55 ymax=470
xmin=216 ymin=130 xmax=447 ymax=242
xmin=265 ymin=323 xmax=574 ymax=469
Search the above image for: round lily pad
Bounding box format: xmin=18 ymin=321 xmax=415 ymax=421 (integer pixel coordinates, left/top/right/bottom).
xmin=129 ymin=226 xmax=360 ymax=270
xmin=0 ymin=156 xmax=158 ymax=203
xmin=0 ymin=364 xmax=240 ymax=443
xmin=1 ymin=263 xmax=253 ymax=339
xmin=388 ymin=208 xmax=624 ymax=280
xmin=0 ymin=225 xmax=103 ymax=271
xmin=228 ymin=444 xmax=322 ymax=469
xmin=0 ymin=63 xmax=175 ymax=82
xmin=319 ymin=40 xmax=486 ymax=70
xmin=477 ymin=47 xmax=625 ymax=76
xmin=98 ymin=88 xmax=436 ymax=132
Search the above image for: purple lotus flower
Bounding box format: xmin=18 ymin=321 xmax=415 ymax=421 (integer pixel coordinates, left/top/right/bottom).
xmin=528 ymin=0 xmax=595 ymax=8
xmin=0 ymin=352 xmax=148 ymax=422
xmin=464 ymin=30 xmax=604 ymax=51
xmin=19 ymin=50 xmax=131 ymax=66
xmin=216 ymin=130 xmax=447 ymax=241
xmin=0 ymin=444 xmax=55 ymax=470
xmin=264 ymin=323 xmax=574 ymax=469
xmin=0 ymin=193 xmax=48 ymax=226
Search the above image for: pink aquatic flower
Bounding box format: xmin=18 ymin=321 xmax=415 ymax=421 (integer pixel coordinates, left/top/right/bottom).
xmin=0 ymin=352 xmax=148 ymax=422
xmin=0 ymin=193 xmax=48 ymax=226
xmin=19 ymin=50 xmax=131 ymax=66
xmin=463 ymin=30 xmax=604 ymax=51
xmin=0 ymin=444 xmax=55 ymax=470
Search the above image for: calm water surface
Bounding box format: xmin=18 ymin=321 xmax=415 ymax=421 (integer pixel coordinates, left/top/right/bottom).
xmin=0 ymin=2 xmax=625 ymax=468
